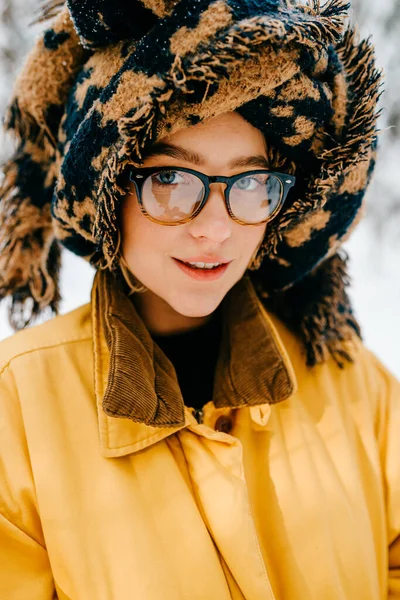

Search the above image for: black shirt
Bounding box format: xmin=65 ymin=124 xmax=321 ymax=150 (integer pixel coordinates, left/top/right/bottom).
xmin=153 ymin=310 xmax=222 ymax=413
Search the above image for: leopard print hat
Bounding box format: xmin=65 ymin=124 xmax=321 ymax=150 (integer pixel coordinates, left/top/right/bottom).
xmin=0 ymin=0 xmax=381 ymax=365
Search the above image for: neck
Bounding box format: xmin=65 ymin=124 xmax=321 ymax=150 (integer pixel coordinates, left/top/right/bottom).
xmin=133 ymin=289 xmax=212 ymax=336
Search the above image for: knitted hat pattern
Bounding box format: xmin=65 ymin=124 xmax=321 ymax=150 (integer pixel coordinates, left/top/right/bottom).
xmin=0 ymin=0 xmax=381 ymax=365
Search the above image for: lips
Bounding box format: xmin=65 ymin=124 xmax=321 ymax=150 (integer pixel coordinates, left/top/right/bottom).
xmin=177 ymin=255 xmax=230 ymax=265
xmin=172 ymin=257 xmax=230 ymax=281
xmin=184 ymin=260 xmax=222 ymax=269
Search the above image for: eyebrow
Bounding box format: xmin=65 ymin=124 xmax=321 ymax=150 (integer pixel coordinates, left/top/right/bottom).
xmin=145 ymin=142 xmax=270 ymax=170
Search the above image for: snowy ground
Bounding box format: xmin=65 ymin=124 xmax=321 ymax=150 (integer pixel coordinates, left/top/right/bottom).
xmin=1 ymin=219 xmax=399 ymax=379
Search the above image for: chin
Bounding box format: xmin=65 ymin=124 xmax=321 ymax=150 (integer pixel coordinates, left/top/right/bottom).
xmin=168 ymin=290 xmax=223 ymax=318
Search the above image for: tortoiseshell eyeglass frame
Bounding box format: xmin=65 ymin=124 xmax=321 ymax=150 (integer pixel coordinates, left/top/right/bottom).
xmin=128 ymin=166 xmax=296 ymax=226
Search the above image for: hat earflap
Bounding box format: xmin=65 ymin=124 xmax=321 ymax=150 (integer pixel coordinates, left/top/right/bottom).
xmin=248 ymin=26 xmax=381 ymax=365
xmin=254 ymin=252 xmax=360 ymax=367
xmin=0 ymin=8 xmax=88 ymax=328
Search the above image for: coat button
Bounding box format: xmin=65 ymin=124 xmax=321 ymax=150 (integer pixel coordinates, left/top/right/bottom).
xmin=214 ymin=414 xmax=233 ymax=434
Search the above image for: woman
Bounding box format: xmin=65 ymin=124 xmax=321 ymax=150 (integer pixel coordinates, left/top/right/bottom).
xmin=0 ymin=0 xmax=398 ymax=598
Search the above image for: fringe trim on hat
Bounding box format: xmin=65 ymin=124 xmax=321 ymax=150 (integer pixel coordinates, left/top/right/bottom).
xmin=93 ymin=88 xmax=174 ymax=269
xmin=0 ymin=161 xmax=61 ymax=328
xmin=255 ymin=252 xmax=360 ymax=367
xmin=321 ymin=29 xmax=382 ymax=167
xmin=7 ymin=241 xmax=61 ymax=330
xmin=94 ymin=154 xmax=128 ymax=271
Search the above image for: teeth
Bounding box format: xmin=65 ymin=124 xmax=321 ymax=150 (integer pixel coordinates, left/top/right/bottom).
xmin=187 ymin=261 xmax=222 ymax=269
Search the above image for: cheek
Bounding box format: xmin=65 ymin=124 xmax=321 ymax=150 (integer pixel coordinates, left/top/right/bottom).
xmin=238 ymin=223 xmax=266 ymax=259
xmin=120 ymin=193 xmax=177 ymax=276
xmin=120 ymin=193 xmax=150 ymax=254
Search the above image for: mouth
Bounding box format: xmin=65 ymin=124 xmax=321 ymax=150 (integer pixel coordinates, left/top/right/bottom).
xmin=172 ymin=258 xmax=231 ymax=281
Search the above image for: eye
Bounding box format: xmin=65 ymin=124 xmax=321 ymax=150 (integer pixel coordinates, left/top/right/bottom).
xmin=153 ymin=170 xmax=185 ymax=185
xmin=234 ymin=176 xmax=261 ymax=191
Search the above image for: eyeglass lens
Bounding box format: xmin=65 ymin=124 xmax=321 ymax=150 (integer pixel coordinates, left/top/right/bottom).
xmin=140 ymin=169 xmax=282 ymax=224
xmin=142 ymin=170 xmax=204 ymax=223
xmin=229 ymin=173 xmax=282 ymax=224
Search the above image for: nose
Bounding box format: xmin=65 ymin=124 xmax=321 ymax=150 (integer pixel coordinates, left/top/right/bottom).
xmin=187 ymin=183 xmax=232 ymax=243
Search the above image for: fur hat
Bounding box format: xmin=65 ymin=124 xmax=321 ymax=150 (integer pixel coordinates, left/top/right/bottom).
xmin=0 ymin=0 xmax=381 ymax=365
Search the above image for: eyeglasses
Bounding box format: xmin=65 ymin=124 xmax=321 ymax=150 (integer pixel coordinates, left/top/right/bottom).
xmin=128 ymin=166 xmax=295 ymax=226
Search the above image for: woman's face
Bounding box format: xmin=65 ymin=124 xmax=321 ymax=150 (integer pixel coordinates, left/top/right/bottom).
xmin=120 ymin=112 xmax=268 ymax=328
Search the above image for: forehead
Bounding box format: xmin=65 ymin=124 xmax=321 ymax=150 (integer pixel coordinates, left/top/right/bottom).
xmin=144 ymin=142 xmax=270 ymax=171
xmin=145 ymin=112 xmax=268 ymax=171
xmin=167 ymin=111 xmax=265 ymax=145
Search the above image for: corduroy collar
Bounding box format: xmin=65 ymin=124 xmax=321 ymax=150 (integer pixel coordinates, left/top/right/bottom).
xmin=91 ymin=269 xmax=297 ymax=454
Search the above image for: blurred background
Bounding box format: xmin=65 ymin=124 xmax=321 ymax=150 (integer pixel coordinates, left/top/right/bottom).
xmin=0 ymin=0 xmax=399 ymax=376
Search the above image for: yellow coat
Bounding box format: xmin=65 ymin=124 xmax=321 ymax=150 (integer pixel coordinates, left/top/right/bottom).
xmin=0 ymin=272 xmax=399 ymax=599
